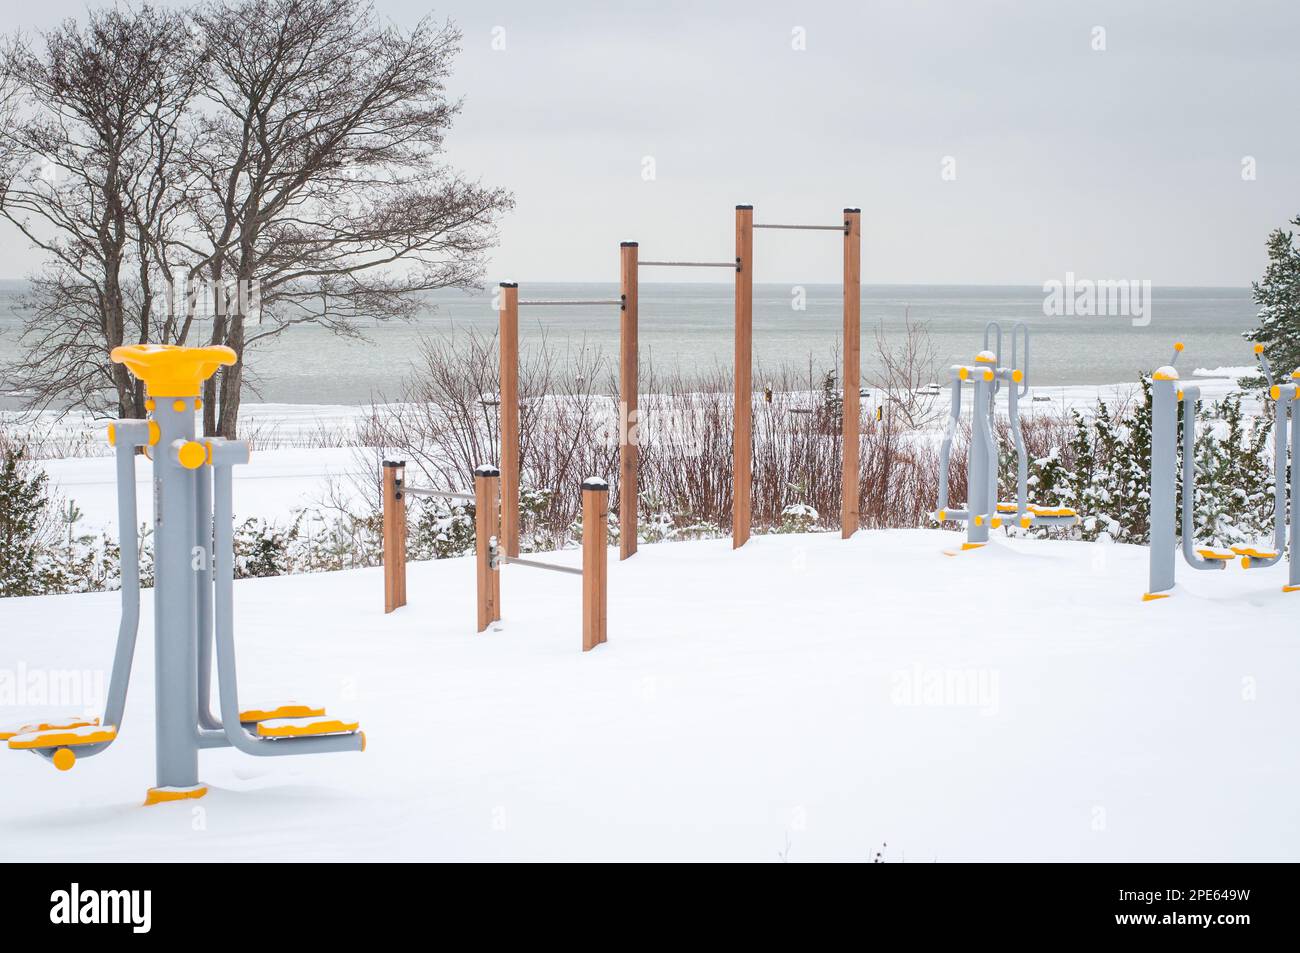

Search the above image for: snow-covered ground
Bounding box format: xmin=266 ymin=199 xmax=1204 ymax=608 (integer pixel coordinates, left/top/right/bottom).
xmin=1 ymin=527 xmax=1296 ymax=862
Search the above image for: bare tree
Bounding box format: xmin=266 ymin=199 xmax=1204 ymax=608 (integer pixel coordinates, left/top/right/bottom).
xmin=1 ymin=0 xmax=512 ymax=435
xmin=0 ymin=5 xmax=201 ymax=417
xmin=870 ymin=313 xmax=941 ymax=430
xmin=184 ymin=0 xmax=512 ymax=436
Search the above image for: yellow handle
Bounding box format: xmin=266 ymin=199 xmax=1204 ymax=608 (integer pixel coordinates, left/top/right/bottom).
xmin=110 ymin=344 xmax=237 ymax=398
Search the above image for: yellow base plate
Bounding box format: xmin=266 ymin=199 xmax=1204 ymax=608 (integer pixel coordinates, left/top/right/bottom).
xmin=1142 ymin=592 xmax=1172 ymax=602
xmin=943 ymin=542 xmax=987 ymax=557
xmin=144 ymin=785 xmax=208 ymax=807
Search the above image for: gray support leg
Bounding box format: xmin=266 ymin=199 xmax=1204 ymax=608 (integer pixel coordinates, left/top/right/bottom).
xmin=968 ymin=375 xmax=993 ymax=544
xmin=1291 ymin=395 xmax=1299 ymax=590
xmin=150 ymin=401 xmax=201 ymax=790
xmin=1147 ymin=379 xmax=1177 ymax=597
xmin=936 ymin=371 xmax=962 ymax=514
xmin=1178 ymin=386 xmax=1225 ymax=573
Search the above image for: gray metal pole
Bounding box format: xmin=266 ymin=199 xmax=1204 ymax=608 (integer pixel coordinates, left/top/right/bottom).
xmin=151 ymin=399 xmax=201 ymax=790
xmin=1147 ymin=376 xmax=1178 ymax=597
xmin=969 ymin=373 xmax=993 ymax=544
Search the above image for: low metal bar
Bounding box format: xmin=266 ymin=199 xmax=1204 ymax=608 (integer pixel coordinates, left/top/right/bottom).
xmin=639 ymin=260 xmax=738 ymax=268
xmin=753 ymin=223 xmax=848 ymax=232
xmin=402 ymin=487 xmax=475 ymax=503
xmin=501 ymin=555 xmax=583 ymax=576
xmin=518 ymin=299 xmax=622 ymax=307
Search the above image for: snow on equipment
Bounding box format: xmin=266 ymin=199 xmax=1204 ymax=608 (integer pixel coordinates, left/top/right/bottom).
xmin=382 ymin=461 xmax=609 ymax=651
xmin=1144 ymin=342 xmax=1300 ymax=600
xmin=935 ymin=321 xmax=1081 ymax=555
xmin=2 ymin=345 xmax=364 ymax=804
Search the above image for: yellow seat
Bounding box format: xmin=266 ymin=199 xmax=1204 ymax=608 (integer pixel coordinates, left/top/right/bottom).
xmin=239 ymin=704 xmax=325 ymax=723
xmin=0 ymin=716 xmax=98 ymax=742
xmin=8 ymin=724 xmax=117 ymax=750
xmin=256 ymin=716 xmax=359 ymax=738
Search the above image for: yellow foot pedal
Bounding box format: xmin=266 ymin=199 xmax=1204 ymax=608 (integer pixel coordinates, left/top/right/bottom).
xmin=239 ymin=703 xmax=326 ymax=723
xmin=1196 ymin=548 xmax=1236 ymax=561
xmin=996 ymin=502 xmax=1019 ymax=513
xmin=0 ymin=716 xmax=99 ymax=742
xmin=1231 ymin=546 xmax=1278 ymax=560
xmin=256 ymin=715 xmax=359 ymax=738
xmin=8 ymin=724 xmax=117 ymax=750
xmin=1028 ymin=504 xmax=1078 ymax=517
xmin=145 ymin=784 xmax=208 ymax=807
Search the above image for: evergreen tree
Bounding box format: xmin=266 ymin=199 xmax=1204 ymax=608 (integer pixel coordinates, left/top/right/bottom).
xmin=0 ymin=445 xmax=58 ymax=596
xmin=1245 ymin=217 xmax=1300 ymax=384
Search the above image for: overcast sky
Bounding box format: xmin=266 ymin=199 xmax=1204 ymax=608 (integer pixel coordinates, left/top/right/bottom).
xmin=3 ymin=0 xmax=1298 ymax=285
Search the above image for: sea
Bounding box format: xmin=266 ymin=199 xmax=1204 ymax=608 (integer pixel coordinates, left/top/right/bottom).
xmin=0 ymin=281 xmax=1258 ymax=407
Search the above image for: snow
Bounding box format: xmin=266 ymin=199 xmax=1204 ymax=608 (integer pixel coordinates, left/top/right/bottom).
xmin=2 ymin=527 xmax=1297 ymax=862
xmin=39 ymin=446 xmax=368 ymax=536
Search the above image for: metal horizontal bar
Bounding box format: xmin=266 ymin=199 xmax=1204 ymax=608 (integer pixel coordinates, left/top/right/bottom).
xmin=501 ymin=555 xmax=583 ymax=576
xmin=639 ymin=260 xmax=737 ymax=269
xmin=403 ymin=488 xmax=474 ymax=503
xmin=753 ymin=223 xmax=848 ymax=232
xmin=517 ymin=299 xmax=622 ymax=307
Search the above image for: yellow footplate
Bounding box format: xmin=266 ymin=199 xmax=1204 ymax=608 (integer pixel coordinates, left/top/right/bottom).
xmin=8 ymin=724 xmax=118 ymax=749
xmin=1231 ymin=546 xmax=1278 ymax=560
xmin=256 ymin=716 xmax=359 ymax=738
xmin=0 ymin=716 xmax=99 ymax=741
xmin=239 ymin=703 xmax=326 ymax=723
xmin=1028 ymin=504 xmax=1078 ymax=517
xmin=1197 ymin=548 xmax=1236 ymax=561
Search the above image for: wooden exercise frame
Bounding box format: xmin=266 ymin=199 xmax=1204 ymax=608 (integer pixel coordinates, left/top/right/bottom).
xmin=732 ymin=206 xmax=862 ymax=548
xmin=381 ymin=460 xmax=608 ymax=651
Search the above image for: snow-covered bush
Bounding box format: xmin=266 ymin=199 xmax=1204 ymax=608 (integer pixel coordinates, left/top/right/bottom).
xmin=778 ymin=502 xmax=819 ymax=534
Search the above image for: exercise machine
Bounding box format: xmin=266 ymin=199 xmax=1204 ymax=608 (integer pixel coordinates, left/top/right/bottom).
xmin=935 ymin=321 xmax=1080 ymax=554
xmin=1144 ymin=342 xmax=1299 ymax=599
xmin=1 ymin=345 xmax=364 ymax=804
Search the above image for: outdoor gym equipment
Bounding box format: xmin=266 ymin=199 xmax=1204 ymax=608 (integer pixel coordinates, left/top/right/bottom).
xmin=381 ymin=461 xmax=609 ymax=651
xmin=1 ymin=345 xmax=363 ymax=804
xmin=935 ymin=321 xmax=1081 ymax=554
xmin=732 ymin=206 xmax=863 ymax=548
xmin=1144 ymin=342 xmax=1299 ymax=600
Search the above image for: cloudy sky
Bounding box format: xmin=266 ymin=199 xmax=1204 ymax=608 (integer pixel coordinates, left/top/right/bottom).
xmin=3 ymin=1 xmax=1298 ymax=285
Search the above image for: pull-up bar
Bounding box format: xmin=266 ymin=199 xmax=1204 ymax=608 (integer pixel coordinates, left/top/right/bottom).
xmin=639 ymin=260 xmax=739 ymax=269
xmin=753 ymin=223 xmax=849 ymax=233
xmin=733 ymin=205 xmax=863 ymax=549
xmin=497 ymin=554 xmax=584 ymax=577
xmin=401 ymin=487 xmax=475 ymax=503
xmin=518 ymin=299 xmax=622 ymax=307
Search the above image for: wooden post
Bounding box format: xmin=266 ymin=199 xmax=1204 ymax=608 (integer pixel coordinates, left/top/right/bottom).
xmin=499 ymin=282 xmax=520 ymax=558
xmin=582 ymin=477 xmax=609 ymax=650
xmin=619 ymin=242 xmax=639 ymax=560
xmin=733 ymin=204 xmax=754 ymax=549
xmin=382 ymin=460 xmax=407 ymax=613
xmin=474 ymin=464 xmax=501 ymax=632
xmin=842 ymin=208 xmax=862 ymax=539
